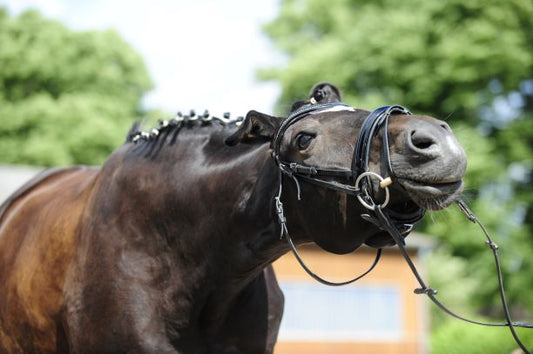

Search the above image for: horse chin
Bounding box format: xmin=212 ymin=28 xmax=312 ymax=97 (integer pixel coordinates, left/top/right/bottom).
xmin=396 ymin=178 xmax=464 ymax=211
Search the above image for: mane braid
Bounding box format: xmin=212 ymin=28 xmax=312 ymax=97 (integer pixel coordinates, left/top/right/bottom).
xmin=126 ymin=109 xmax=244 ymax=158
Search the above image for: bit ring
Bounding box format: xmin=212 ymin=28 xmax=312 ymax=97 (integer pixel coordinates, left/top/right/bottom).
xmin=355 ymin=171 xmax=390 ymax=210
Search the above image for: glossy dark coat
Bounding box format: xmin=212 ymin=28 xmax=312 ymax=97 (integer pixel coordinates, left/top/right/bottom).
xmin=0 ymin=83 xmax=466 ymax=353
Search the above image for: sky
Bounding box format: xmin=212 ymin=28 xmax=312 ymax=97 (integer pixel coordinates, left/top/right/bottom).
xmin=1 ymin=0 xmax=283 ymax=117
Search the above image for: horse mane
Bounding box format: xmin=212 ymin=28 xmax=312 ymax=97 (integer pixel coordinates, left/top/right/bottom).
xmin=124 ymin=104 xmax=306 ymax=159
xmin=125 ymin=110 xmax=244 ymax=158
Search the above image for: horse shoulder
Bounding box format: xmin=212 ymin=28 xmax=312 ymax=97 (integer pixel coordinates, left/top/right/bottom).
xmin=0 ymin=165 xmax=100 ymax=353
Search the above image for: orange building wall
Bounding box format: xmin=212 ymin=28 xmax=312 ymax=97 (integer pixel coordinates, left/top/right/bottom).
xmin=272 ymin=245 xmax=427 ymax=354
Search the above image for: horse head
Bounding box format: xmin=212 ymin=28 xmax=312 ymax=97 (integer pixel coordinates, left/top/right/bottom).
xmin=227 ymin=83 xmax=467 ymax=253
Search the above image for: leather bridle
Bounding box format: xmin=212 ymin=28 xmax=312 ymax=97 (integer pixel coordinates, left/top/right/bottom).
xmin=273 ymin=102 xmax=425 ymax=234
xmin=272 ymin=102 xmax=424 ymax=286
xmin=272 ymin=102 xmax=532 ymax=353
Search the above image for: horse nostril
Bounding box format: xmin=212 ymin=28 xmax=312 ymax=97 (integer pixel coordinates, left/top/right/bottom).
xmin=410 ymin=130 xmax=436 ymax=150
xmin=440 ymin=123 xmax=451 ymax=132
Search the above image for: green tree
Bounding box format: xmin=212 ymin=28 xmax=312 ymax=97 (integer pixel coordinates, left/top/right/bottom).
xmin=261 ymin=0 xmax=533 ymax=344
xmin=0 ymin=8 xmax=153 ymax=165
xmin=262 ymin=0 xmax=532 ymax=119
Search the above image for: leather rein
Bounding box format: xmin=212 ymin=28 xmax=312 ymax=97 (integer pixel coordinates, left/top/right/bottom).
xmin=272 ymin=102 xmax=532 ymax=353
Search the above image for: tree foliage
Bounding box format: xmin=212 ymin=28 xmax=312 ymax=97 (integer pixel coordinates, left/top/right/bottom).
xmin=431 ymin=319 xmax=533 ymax=354
xmin=262 ymin=0 xmax=533 ymax=119
xmin=0 ymin=8 xmax=153 ymax=166
xmin=261 ymin=0 xmax=533 ymax=335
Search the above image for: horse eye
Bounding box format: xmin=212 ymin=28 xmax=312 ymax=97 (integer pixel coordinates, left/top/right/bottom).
xmin=295 ymin=133 xmax=315 ymax=150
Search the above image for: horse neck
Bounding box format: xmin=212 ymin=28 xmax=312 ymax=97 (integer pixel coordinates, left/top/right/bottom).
xmin=94 ymin=137 xmax=288 ymax=283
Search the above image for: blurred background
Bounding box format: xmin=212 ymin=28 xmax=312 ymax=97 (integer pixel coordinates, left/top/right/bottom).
xmin=0 ymin=0 xmax=532 ymax=352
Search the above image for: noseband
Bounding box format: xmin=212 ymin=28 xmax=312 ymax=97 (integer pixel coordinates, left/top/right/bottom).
xmin=272 ymin=102 xmax=533 ymax=352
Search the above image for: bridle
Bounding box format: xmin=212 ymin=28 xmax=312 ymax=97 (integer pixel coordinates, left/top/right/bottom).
xmin=273 ymin=102 xmax=425 ymax=233
xmin=272 ymin=103 xmax=425 ymax=284
xmin=272 ymin=102 xmax=532 ymax=352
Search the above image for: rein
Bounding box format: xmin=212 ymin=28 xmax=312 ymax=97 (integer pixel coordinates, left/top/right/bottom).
xmin=373 ymin=198 xmax=533 ymax=353
xmin=273 ymin=102 xmax=532 ymax=352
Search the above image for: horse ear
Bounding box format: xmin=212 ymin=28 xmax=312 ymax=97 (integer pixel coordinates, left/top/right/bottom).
xmin=225 ymin=110 xmax=282 ymax=146
xmin=309 ymin=82 xmax=342 ymax=103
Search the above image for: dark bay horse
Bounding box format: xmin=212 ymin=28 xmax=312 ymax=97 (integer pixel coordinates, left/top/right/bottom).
xmin=0 ymin=83 xmax=466 ymax=353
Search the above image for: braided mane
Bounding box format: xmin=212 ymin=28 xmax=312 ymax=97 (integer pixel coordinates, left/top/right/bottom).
xmin=126 ymin=110 xmax=244 ymax=143
xmin=125 ymin=110 xmax=244 ymax=158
